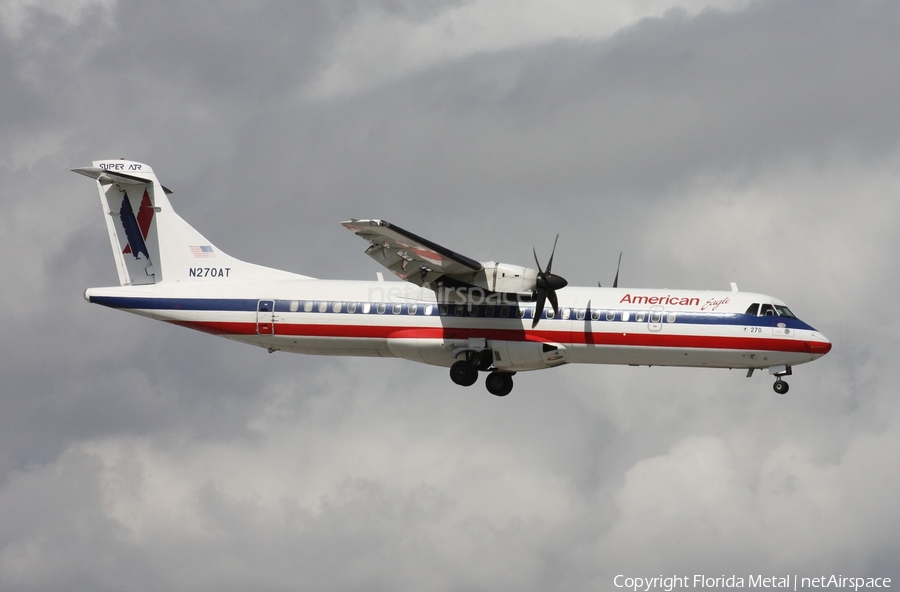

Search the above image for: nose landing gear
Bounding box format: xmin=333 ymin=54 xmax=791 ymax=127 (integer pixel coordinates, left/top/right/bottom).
xmin=747 ymin=365 xmax=793 ymax=394
xmin=770 ymin=365 xmax=792 ymax=394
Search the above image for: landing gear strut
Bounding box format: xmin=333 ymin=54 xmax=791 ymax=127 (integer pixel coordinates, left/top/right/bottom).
xmin=472 ymin=350 xmax=493 ymax=371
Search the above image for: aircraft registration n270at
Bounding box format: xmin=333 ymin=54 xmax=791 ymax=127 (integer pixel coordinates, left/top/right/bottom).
xmin=75 ymin=160 xmax=831 ymax=396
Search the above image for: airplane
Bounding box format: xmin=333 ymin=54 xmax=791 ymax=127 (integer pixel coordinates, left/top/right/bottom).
xmin=74 ymin=159 xmax=831 ymax=397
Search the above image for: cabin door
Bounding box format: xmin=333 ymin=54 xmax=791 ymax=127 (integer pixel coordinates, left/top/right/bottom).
xmin=257 ymin=299 xmax=276 ymax=335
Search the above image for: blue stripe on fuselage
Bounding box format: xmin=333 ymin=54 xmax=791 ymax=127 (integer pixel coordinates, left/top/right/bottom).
xmin=90 ymin=295 xmax=258 ymax=312
xmin=88 ymin=295 xmax=817 ymax=331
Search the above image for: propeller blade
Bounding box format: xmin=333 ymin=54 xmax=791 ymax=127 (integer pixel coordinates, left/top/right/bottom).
xmin=532 ymin=289 xmax=547 ymax=328
xmin=546 ymin=234 xmax=559 ymax=274
xmin=547 ymin=288 xmax=559 ymax=317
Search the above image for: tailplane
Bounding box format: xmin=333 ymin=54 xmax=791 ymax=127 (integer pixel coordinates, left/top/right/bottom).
xmin=74 ymin=159 xmax=308 ymax=285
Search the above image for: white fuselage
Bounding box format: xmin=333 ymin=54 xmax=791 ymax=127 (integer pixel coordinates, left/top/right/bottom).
xmin=85 ymin=279 xmax=832 ymax=373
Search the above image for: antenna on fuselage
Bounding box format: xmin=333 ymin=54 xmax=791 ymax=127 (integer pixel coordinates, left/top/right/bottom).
xmin=599 ymin=252 xmax=623 ymax=288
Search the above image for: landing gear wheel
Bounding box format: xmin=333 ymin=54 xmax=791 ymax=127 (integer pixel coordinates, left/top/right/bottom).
xmin=485 ymin=372 xmax=514 ymax=397
xmin=773 ymin=379 xmax=789 ymax=395
xmin=450 ymin=360 xmax=478 ymax=387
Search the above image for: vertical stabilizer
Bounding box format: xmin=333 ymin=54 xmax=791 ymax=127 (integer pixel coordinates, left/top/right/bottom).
xmin=74 ymin=159 xmax=307 ymax=285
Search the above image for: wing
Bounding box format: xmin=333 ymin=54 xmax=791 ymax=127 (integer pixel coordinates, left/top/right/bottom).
xmin=341 ymin=219 xmax=484 ymax=287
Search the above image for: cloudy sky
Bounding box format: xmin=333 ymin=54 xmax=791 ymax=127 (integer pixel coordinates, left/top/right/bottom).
xmin=2 ymin=0 xmax=899 ymax=590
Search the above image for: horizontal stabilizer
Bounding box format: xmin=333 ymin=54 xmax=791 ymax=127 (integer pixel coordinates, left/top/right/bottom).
xmin=71 ymin=167 xmax=173 ymax=194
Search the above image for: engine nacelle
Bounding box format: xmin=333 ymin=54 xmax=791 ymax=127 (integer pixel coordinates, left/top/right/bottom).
xmin=481 ymin=262 xmax=539 ymax=294
xmin=491 ymin=341 xmax=567 ymax=371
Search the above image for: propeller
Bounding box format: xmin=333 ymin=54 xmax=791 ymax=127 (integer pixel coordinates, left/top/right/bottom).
xmin=532 ymin=234 xmax=568 ymax=328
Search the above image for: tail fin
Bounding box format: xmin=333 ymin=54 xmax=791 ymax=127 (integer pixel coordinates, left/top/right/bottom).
xmin=74 ymin=159 xmax=308 ymax=285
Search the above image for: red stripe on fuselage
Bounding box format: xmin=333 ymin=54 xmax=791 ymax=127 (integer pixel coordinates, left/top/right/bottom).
xmin=169 ymin=320 xmax=825 ymax=354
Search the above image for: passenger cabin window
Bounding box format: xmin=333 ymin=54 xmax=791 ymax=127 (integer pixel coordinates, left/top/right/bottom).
xmin=606 ymin=310 xmax=616 ymax=321
xmin=318 ymin=301 xmax=328 ymax=313
xmin=289 ymin=301 xmax=300 ymax=312
xmin=362 ymin=302 xmax=372 ymax=314
xmin=333 ymin=302 xmax=342 ymax=313
xmin=635 ymin=311 xmax=646 ymax=322
xmin=500 ymin=306 xmax=509 ymax=318
xmin=408 ymin=304 xmax=418 ymax=315
xmin=591 ymin=309 xmax=601 ymax=321
xmin=348 ymin=302 xmax=358 ymax=313
xmin=392 ymin=303 xmax=402 ymax=314
xmin=576 ymin=309 xmax=585 ymax=321
xmin=546 ymin=309 xmax=554 ymax=320
xmin=304 ymin=301 xmax=313 ymax=312
xmin=376 ymin=303 xmax=386 ymax=314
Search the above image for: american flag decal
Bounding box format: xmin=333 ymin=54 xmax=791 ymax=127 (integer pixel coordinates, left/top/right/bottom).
xmin=190 ymin=245 xmax=215 ymax=258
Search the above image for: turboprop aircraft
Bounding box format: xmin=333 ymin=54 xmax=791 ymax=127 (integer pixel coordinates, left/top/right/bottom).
xmin=74 ymin=160 xmax=831 ymax=396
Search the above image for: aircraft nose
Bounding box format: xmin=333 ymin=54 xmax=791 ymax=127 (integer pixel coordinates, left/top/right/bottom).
xmin=807 ymin=334 xmax=832 ymax=356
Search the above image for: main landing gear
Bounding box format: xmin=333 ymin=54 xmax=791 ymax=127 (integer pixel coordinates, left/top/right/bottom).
xmin=484 ymin=371 xmax=514 ymax=397
xmin=449 ymin=353 xmax=514 ymax=397
xmin=449 ymin=360 xmax=478 ymax=387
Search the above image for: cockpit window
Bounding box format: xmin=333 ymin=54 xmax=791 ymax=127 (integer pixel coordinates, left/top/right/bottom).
xmin=760 ymin=304 xmax=776 ymax=316
xmin=774 ymin=305 xmax=797 ymax=319
xmin=745 ymin=303 xmax=760 ymax=316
